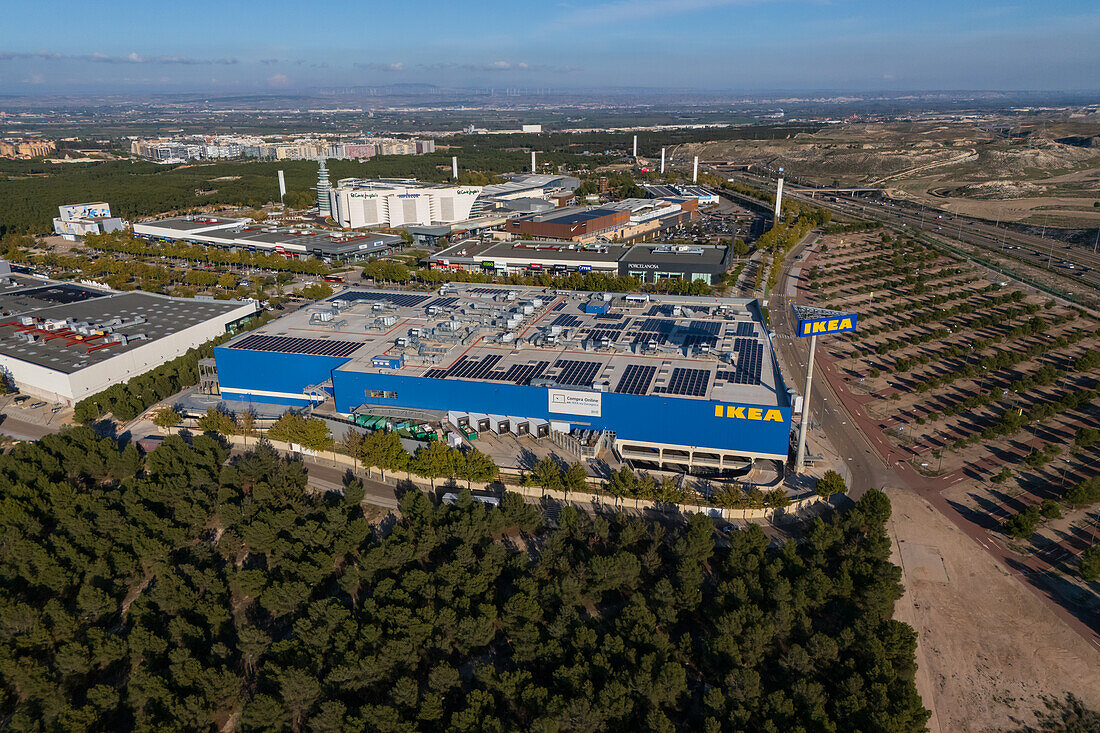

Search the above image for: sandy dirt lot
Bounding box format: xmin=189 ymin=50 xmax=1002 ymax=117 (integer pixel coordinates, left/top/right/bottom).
xmin=692 ymin=120 xmax=1100 ymax=225
xmin=887 ymin=486 xmax=1100 ymax=733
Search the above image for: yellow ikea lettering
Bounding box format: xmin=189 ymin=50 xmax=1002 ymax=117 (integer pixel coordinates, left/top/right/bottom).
xmin=801 ymin=323 xmax=811 ymax=335
xmin=812 ymin=321 xmax=828 ymax=333
xmin=827 ymin=319 xmax=838 ymax=330
xmin=839 ymin=317 xmax=852 ymax=330
xmin=720 ymin=406 xmax=785 ymax=422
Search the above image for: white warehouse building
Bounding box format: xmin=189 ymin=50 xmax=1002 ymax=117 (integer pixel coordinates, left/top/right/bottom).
xmin=329 ymin=179 xmax=482 ymax=229
xmin=0 ymin=274 xmax=257 ymax=404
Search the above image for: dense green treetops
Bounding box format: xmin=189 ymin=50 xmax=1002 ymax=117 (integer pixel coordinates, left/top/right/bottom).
xmin=0 ymin=428 xmax=927 ymax=731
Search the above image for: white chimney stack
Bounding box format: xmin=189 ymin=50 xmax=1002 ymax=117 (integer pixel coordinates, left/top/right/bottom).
xmin=633 ymin=135 xmax=638 ymax=158
xmin=660 ymin=147 xmax=665 ymax=174
xmin=693 ymin=156 xmax=699 ymax=183
xmin=531 ymin=151 xmax=536 ymax=172
xmin=452 ymin=156 xmax=458 ymax=179
xmin=277 ymin=170 xmax=286 ymax=201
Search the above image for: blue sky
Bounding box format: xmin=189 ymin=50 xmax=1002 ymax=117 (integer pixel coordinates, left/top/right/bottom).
xmin=1 ymin=0 xmax=1098 ymax=93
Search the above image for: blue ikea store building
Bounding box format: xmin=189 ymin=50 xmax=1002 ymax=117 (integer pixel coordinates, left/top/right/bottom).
xmin=214 ymin=286 xmax=795 ymax=472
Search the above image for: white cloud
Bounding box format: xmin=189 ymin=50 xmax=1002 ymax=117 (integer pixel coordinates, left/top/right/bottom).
xmin=552 ymin=0 xmax=777 ymax=28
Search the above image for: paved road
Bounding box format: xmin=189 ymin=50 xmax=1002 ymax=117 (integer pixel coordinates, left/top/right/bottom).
xmin=0 ymin=412 xmax=60 ymax=441
xmin=768 ymin=234 xmax=893 ymax=497
xmin=770 ymin=238 xmax=1100 ymax=652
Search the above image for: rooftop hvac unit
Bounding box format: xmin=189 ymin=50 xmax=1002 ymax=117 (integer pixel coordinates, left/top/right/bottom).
xmin=377 ymin=315 xmax=397 ymax=326
xmin=19 ymin=316 xmax=35 ymax=326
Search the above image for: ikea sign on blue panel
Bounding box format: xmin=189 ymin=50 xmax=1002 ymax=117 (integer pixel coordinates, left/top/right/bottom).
xmin=796 ymin=313 xmax=857 ymax=337
xmin=330 ymin=370 xmax=792 ymax=457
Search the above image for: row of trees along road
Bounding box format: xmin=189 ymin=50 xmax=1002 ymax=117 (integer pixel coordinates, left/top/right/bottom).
xmin=0 ymin=427 xmax=929 ymax=731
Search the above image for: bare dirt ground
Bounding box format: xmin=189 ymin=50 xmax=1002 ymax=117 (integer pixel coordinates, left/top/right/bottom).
xmin=691 ymin=119 xmax=1100 ymax=225
xmin=888 ymin=486 xmax=1100 ymax=733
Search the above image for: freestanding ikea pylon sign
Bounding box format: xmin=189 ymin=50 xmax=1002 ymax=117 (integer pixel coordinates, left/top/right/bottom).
xmin=796 ymin=310 xmax=858 ymax=337
xmin=791 ymin=304 xmax=858 ymax=472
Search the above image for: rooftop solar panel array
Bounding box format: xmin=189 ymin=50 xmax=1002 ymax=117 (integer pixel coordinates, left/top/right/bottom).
xmin=721 ymin=338 xmax=764 ymax=385
xmin=552 ymin=359 xmax=602 ymax=387
xmin=615 ymin=364 xmax=657 ymax=395
xmin=633 ymin=331 xmax=669 ymax=346
xmin=551 ymin=314 xmax=582 ymax=327
xmin=468 ymin=287 xmax=511 ymax=295
xmin=335 ymin=291 xmax=431 ymax=307
xmin=735 ymin=322 xmax=756 ymax=337
xmin=503 ymin=360 xmax=551 ymax=385
xmin=586 ymin=329 xmax=623 ymax=343
xmin=637 ymin=318 xmax=675 ymax=333
xmin=230 ymin=334 xmax=361 ymax=357
xmin=551 ymin=300 xmax=567 ymax=311
xmin=689 ymin=320 xmax=721 ymax=335
xmin=445 ymin=354 xmax=503 ymax=380
xmin=424 ymin=297 xmax=460 ymax=309
xmin=646 ymin=305 xmax=675 ymax=316
xmin=654 ymin=367 xmax=711 ymax=397
xmin=426 ymin=356 xmax=551 ymax=386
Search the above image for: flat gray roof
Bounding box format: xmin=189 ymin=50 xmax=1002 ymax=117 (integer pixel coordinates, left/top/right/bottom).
xmin=0 ymin=287 xmax=252 ymax=374
xmin=621 ymin=244 xmax=729 ymax=267
xmin=222 ymin=283 xmax=785 ymax=406
xmin=0 ymin=282 xmax=113 ymax=316
xmin=136 ymin=215 xmax=246 ymax=232
xmin=432 ymin=239 xmax=626 ymax=264
xmin=0 ymin=274 xmax=49 ymax=296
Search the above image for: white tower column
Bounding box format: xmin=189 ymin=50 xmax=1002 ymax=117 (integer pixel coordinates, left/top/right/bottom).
xmin=531 ymin=151 xmax=536 ymax=172
xmin=774 ymin=174 xmax=785 ymax=221
xmin=452 ymin=156 xmax=458 ymax=179
xmin=794 ymin=333 xmax=817 ymax=472
xmin=692 ymin=156 xmax=699 ymax=183
xmin=660 ymin=147 xmax=665 ymax=174
xmin=632 ymin=135 xmax=637 ymax=158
